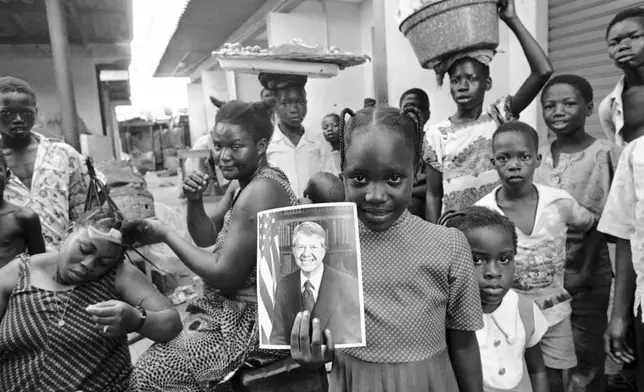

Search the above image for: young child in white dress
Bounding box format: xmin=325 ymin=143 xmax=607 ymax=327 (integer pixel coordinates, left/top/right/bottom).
xmin=442 ymin=206 xmax=549 ymax=392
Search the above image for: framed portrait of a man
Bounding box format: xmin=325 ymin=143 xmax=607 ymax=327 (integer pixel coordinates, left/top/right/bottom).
xmin=257 ymin=203 xmax=365 ymax=349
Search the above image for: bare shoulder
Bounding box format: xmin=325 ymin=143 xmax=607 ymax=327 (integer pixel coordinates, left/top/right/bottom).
xmin=236 ymin=176 xmax=290 ymax=211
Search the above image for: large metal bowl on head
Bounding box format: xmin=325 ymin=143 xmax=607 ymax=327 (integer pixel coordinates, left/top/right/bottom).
xmin=400 ymin=0 xmax=500 ymax=69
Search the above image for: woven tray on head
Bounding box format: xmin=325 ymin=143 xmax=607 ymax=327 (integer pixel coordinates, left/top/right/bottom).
xmin=212 ymin=52 xmax=370 ymax=70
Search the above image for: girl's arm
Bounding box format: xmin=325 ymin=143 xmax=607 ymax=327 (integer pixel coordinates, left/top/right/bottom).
xmin=18 ymin=208 xmax=46 ymax=255
xmin=447 ymin=329 xmax=484 ymax=392
xmin=604 ymin=238 xmax=637 ymax=364
xmin=579 ymin=228 xmax=602 ymax=278
xmin=525 ymin=343 xmax=549 ymax=392
xmin=563 ymin=200 xmax=600 ymax=292
xmin=162 ymin=177 xmax=291 ymax=292
xmin=425 ymin=166 xmax=443 ymax=223
xmin=500 ymin=0 xmax=553 ymax=117
xmin=114 ymin=260 xmax=183 ymax=342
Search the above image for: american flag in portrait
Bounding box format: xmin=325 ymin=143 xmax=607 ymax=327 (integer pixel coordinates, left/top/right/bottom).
xmin=257 ymin=212 xmax=280 ymax=343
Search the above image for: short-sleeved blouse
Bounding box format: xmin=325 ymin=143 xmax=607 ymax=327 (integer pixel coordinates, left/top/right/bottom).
xmin=423 ymin=96 xmax=515 ymax=212
xmin=534 ymin=139 xmax=620 ymax=274
xmin=342 ymin=210 xmax=483 ymax=363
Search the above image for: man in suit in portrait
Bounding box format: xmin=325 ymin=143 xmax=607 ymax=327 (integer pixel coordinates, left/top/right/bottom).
xmin=269 ymin=221 xmax=361 ymax=346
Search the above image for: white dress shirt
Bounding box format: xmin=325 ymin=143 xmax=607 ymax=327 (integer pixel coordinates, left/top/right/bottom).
xmin=300 ymin=264 xmax=324 ymax=303
xmin=267 ymin=124 xmax=341 ymax=198
xmin=599 ymin=76 xmax=627 ymax=147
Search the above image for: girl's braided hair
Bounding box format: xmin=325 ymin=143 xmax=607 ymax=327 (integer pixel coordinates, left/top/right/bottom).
xmin=338 ymin=105 xmax=426 ymax=180
xmin=439 ymin=206 xmax=518 ymax=252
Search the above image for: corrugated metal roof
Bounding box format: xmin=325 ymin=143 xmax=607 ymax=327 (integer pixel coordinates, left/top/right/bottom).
xmin=154 ymin=0 xmax=267 ymax=77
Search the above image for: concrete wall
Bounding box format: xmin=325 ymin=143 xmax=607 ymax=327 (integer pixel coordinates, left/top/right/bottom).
xmin=359 ymin=0 xmax=374 ymax=99
xmin=186 ymin=81 xmax=208 ymax=144
xmin=235 ymin=72 xmax=263 ymax=102
xmin=201 ymin=70 xmax=229 ymax=131
xmin=0 ymin=45 xmax=105 ymax=135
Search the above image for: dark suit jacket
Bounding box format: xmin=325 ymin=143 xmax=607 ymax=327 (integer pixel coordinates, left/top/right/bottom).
xmin=269 ymin=265 xmax=361 ymax=346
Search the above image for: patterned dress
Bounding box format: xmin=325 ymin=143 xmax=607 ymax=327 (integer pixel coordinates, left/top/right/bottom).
xmin=331 ymin=211 xmax=483 ymax=392
xmin=423 ymin=96 xmax=515 ymax=213
xmin=129 ymin=165 xmax=297 ymax=392
xmin=0 ymin=254 xmax=132 ymax=391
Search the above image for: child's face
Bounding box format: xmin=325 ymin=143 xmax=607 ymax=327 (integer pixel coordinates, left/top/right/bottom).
xmin=275 ymin=88 xmax=307 ymax=128
xmin=465 ymin=225 xmax=515 ymax=313
xmin=343 ymin=126 xmax=415 ymax=232
xmin=492 ymin=132 xmax=541 ymax=190
xmin=448 ymin=59 xmax=491 ymax=110
xmin=400 ymin=93 xmax=430 ymax=123
xmin=541 ymin=83 xmax=592 ymax=137
xmin=0 ymin=92 xmax=37 ymax=141
xmin=607 ymin=17 xmax=644 ymax=70
xmin=261 ymin=89 xmax=275 ymax=103
xmin=322 ymin=116 xmax=340 ymax=144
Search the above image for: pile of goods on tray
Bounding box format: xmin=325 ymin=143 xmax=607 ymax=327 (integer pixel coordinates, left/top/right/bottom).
xmin=212 ymin=38 xmax=370 ymax=77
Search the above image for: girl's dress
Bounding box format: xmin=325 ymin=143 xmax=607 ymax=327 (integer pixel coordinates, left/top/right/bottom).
xmin=0 ymin=254 xmax=132 ymax=392
xmin=129 ymin=166 xmax=297 ymax=392
xmin=330 ymin=210 xmax=483 ymax=392
xmin=424 ymin=96 xmax=515 ymax=213
xmin=478 ymin=289 xmax=548 ymax=392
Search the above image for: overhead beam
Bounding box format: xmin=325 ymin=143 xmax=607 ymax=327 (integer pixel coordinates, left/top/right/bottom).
xmin=372 ymin=0 xmax=389 ymax=106
xmin=45 ymin=0 xmax=81 ymax=151
xmin=187 ymin=0 xmax=306 ymax=81
xmin=65 ymin=1 xmax=89 ymax=49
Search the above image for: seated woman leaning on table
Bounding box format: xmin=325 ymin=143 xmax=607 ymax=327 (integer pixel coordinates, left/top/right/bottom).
xmin=0 ymin=207 xmax=182 ymax=392
xmin=127 ymin=99 xmax=298 ymax=392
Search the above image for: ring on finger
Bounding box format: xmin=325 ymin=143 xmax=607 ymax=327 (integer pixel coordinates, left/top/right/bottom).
xmin=103 ymin=325 xmax=108 ymax=333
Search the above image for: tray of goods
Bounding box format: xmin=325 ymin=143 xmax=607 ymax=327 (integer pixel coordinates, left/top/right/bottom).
xmin=212 ymin=39 xmax=370 ymax=77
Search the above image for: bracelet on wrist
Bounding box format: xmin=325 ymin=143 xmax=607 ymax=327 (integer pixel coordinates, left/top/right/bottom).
xmin=134 ymin=306 xmax=147 ymax=332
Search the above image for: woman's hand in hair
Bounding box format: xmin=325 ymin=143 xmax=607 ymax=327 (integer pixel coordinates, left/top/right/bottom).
xmin=121 ymin=219 xmax=169 ymax=246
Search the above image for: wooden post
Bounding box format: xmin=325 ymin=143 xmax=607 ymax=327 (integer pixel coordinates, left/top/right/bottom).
xmin=372 ymin=0 xmax=389 ymax=106
xmin=45 ymin=0 xmax=81 ymax=151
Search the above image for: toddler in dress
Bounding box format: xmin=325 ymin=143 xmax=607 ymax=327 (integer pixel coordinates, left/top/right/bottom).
xmin=442 ymin=206 xmax=549 ymax=392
